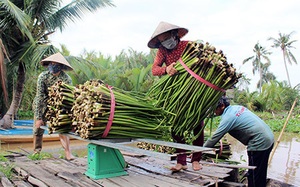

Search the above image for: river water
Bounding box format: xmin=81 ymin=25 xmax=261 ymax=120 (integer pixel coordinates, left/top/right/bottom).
xmin=228 ymin=132 xmax=300 ymax=186
xmin=1 ymin=133 xmax=299 ymax=186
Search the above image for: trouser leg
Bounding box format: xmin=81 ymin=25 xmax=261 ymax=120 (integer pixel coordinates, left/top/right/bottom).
xmin=33 ymin=133 xmax=44 ymax=152
xmin=191 ymin=121 xmax=204 ymax=162
xmin=33 ymin=118 xmax=45 ymax=152
xmin=247 ymin=144 xmax=273 ymax=187
xmin=171 ymin=130 xmax=187 ymax=165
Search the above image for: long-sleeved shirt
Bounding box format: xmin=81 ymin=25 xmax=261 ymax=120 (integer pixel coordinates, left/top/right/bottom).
xmin=33 ymin=71 xmax=72 ymax=121
xmin=204 ymin=105 xmax=274 ymax=151
xmin=152 ymin=40 xmax=188 ymax=76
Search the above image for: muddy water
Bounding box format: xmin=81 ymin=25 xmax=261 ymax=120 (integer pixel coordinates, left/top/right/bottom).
xmin=227 ymin=132 xmax=300 ymax=186
xmin=1 ymin=133 xmax=299 ymax=186
xmin=0 ymin=140 xmax=89 ymax=157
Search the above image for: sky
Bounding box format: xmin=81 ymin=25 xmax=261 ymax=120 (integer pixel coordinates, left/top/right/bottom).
xmin=50 ymin=0 xmax=300 ymax=92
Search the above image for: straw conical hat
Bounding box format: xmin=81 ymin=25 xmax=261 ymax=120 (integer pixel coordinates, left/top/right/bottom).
xmin=147 ymin=21 xmax=188 ymax=48
xmin=40 ymin=52 xmax=73 ymax=71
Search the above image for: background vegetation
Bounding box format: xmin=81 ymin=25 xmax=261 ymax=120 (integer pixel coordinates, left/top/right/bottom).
xmin=12 ymin=44 xmax=300 ymax=134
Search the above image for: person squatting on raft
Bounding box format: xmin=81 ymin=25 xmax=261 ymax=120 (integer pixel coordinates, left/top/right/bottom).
xmin=204 ymin=96 xmax=274 ymax=187
xmin=32 ymin=53 xmax=75 ymax=160
xmin=147 ymin=21 xmax=204 ymax=171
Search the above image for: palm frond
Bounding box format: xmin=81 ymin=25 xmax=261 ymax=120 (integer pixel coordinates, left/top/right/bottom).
xmin=0 ymin=0 xmax=34 ymax=42
xmin=45 ymin=0 xmax=115 ymax=31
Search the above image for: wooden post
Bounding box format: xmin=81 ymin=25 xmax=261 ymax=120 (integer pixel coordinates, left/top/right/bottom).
xmin=268 ymin=98 xmax=298 ymax=164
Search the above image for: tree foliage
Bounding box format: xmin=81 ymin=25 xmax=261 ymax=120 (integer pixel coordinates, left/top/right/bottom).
xmin=0 ymin=0 xmax=114 ymax=128
xmin=268 ymin=32 xmax=298 ymax=87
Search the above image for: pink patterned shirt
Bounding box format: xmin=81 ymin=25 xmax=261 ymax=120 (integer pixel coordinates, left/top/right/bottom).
xmin=152 ymin=40 xmax=188 ymax=76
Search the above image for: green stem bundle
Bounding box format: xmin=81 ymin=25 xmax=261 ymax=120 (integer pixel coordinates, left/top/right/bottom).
xmin=45 ymin=81 xmax=75 ymax=134
xmin=71 ymin=80 xmax=171 ymax=139
xmin=148 ymin=41 xmax=241 ymax=136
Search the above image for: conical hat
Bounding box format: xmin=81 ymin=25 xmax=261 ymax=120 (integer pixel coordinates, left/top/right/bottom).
xmin=147 ymin=21 xmax=188 ymax=48
xmin=40 ymin=52 xmax=73 ymax=71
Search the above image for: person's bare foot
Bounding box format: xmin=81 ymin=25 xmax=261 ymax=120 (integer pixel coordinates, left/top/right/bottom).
xmin=192 ymin=161 xmax=202 ymax=171
xmin=170 ymin=163 xmax=188 ymax=171
xmin=65 ymin=152 xmax=76 ymax=161
xmin=66 ymin=156 xmax=75 ymax=161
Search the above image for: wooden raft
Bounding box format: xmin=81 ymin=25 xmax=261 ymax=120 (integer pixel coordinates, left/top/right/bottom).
xmin=3 ymin=152 xmax=247 ymax=187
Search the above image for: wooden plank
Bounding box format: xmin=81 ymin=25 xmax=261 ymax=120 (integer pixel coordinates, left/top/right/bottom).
xmin=127 ymin=165 xmax=212 ymax=187
xmin=13 ymin=158 xmax=74 ymax=187
xmin=135 ymin=138 xmax=215 ymax=153
xmin=12 ymin=180 xmax=33 ymax=187
xmin=200 ymin=161 xmax=256 ymax=170
xmin=27 ymin=176 xmax=48 ymax=187
xmin=67 ymin=134 xmax=216 ymax=161
xmin=124 ymin=155 xmax=233 ymax=181
xmin=121 ymin=170 xmax=202 ymax=187
xmin=124 ymin=155 xmax=221 ymax=185
xmin=57 ymin=171 xmax=103 ymax=187
xmin=68 ymin=134 xmax=176 ymax=160
xmin=39 ymin=159 xmax=87 ymax=174
xmin=1 ymin=176 xmax=14 ymax=187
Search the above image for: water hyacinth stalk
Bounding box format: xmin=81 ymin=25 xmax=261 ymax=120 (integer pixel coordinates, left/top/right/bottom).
xmin=148 ymin=41 xmax=242 ymax=136
xmin=71 ymin=80 xmax=171 ymax=139
xmin=45 ymin=81 xmax=75 ymax=134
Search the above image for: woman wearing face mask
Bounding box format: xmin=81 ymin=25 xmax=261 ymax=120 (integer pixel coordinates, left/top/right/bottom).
xmin=148 ymin=21 xmax=204 ymax=171
xmin=32 ymin=52 xmax=75 ymax=160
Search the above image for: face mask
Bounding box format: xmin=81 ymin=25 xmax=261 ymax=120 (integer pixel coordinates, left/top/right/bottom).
xmin=161 ymin=37 xmax=178 ymax=50
xmin=48 ymin=63 xmax=62 ymax=74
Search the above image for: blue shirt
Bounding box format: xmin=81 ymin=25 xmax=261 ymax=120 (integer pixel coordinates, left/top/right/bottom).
xmin=204 ymin=105 xmax=274 ymax=151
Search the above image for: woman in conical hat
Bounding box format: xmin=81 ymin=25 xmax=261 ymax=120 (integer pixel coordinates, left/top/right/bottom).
xmin=40 ymin=52 xmax=73 ymax=71
xmin=33 ymin=52 xmax=75 ymax=160
xmin=148 ymin=21 xmax=188 ymax=76
xmin=148 ymin=22 xmax=204 ymax=171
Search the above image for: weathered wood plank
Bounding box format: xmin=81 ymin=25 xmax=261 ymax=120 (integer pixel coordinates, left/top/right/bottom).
xmin=119 ymin=171 xmax=199 ymax=187
xmin=27 ymin=176 xmax=47 ymax=187
xmin=124 ymin=155 xmax=222 ymax=185
xmin=57 ymin=171 xmax=103 ymax=187
xmin=125 ymin=155 xmax=233 ymax=180
xmin=8 ymin=151 xmax=249 ymax=187
xmin=12 ymin=180 xmax=33 ymax=187
xmin=39 ymin=159 xmax=87 ymax=174
xmin=135 ymin=138 xmax=215 ymax=153
xmin=13 ymin=158 xmax=74 ymax=187
xmin=1 ymin=177 xmax=14 ymax=187
xmin=68 ymin=134 xmax=175 ymax=160
xmin=200 ymin=160 xmax=256 ymax=170
xmin=127 ymin=166 xmax=212 ymax=187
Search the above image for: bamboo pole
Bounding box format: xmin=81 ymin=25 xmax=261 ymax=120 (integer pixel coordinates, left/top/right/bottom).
xmin=268 ymin=98 xmax=298 ymax=164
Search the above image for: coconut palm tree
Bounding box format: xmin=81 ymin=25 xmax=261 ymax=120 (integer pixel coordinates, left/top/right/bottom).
xmin=243 ymin=42 xmax=271 ymax=93
xmin=0 ymin=0 xmax=114 ymax=128
xmin=268 ymin=31 xmax=298 ymax=87
xmin=258 ymin=62 xmax=276 ymax=88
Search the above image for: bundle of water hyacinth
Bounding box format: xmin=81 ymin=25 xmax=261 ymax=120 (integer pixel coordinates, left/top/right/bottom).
xmin=45 ymin=81 xmax=75 ymax=134
xmin=148 ymin=41 xmax=241 ymax=136
xmin=70 ymin=80 xmax=170 ymax=139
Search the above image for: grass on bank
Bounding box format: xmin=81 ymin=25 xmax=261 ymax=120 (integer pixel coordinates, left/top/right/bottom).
xmin=205 ymin=111 xmax=300 ymax=134
xmin=0 ymin=155 xmax=14 ymax=179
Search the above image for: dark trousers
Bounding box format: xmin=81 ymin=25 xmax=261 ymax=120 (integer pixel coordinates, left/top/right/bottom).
xmin=172 ymin=121 xmax=204 ymax=165
xmin=247 ymin=144 xmax=274 ymax=187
